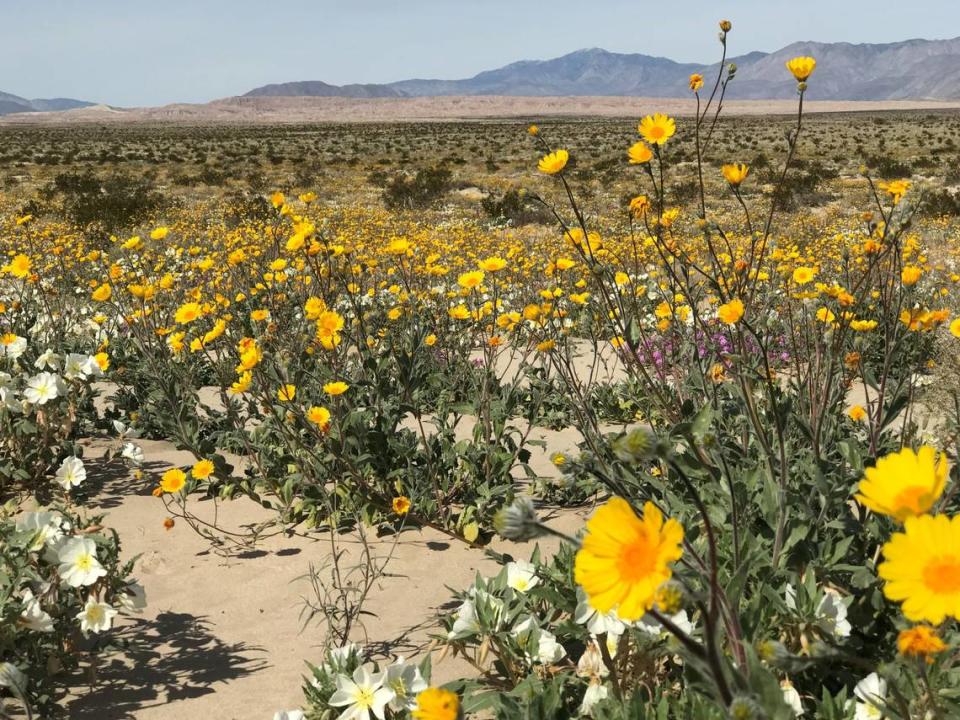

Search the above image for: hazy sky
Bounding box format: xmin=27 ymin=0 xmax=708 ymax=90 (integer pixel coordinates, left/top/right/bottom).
xmin=3 ymin=0 xmax=959 ymax=106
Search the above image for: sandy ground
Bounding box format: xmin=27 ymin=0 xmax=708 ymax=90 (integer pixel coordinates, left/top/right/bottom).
xmin=60 ymin=429 xmax=590 ymax=719
xmin=4 ymin=95 xmax=960 ymax=126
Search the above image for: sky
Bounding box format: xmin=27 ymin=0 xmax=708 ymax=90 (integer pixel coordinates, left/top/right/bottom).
xmin=2 ymin=0 xmax=959 ymax=107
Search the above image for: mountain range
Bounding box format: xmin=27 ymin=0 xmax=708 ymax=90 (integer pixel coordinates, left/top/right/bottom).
xmin=0 ymin=91 xmax=93 ymax=116
xmin=5 ymin=35 xmax=960 ymax=119
xmin=245 ymin=37 xmax=960 ymax=102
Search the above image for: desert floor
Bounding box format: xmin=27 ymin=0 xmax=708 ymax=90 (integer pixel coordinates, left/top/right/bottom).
xmin=57 ymin=430 xmax=589 ymax=719
xmin=4 ymin=95 xmax=960 ymax=126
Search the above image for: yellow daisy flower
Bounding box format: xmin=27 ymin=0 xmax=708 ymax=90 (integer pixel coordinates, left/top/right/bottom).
xmin=637 ymin=113 xmax=676 ymax=146
xmin=574 ymin=498 xmax=683 ymax=620
xmin=855 ymin=446 xmax=948 ymax=522
xmin=879 ymin=513 xmax=960 ymax=623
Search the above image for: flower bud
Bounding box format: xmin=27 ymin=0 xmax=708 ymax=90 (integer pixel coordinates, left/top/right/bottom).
xmin=612 ymin=428 xmax=655 ymax=463
xmin=756 ymin=639 xmax=790 ymax=665
xmin=493 ymin=497 xmax=545 ymax=541
xmin=728 ymin=696 xmax=761 ymax=720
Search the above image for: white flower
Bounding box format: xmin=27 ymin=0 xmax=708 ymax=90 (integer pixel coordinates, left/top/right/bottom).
xmin=511 ymin=617 xmax=567 ymax=664
xmin=854 ymin=672 xmax=887 ymax=720
xmin=576 ymin=641 xmax=608 ymax=679
xmin=578 ymin=678 xmax=609 ymax=717
xmin=19 ymin=588 xmax=54 ymax=632
xmin=273 ymin=712 xmax=305 ymax=720
xmin=817 ymin=589 xmax=851 ymax=638
xmin=55 ymin=456 xmax=86 ymax=489
xmin=34 ymin=349 xmax=61 ymax=370
xmin=448 ymin=598 xmax=480 ymax=639
xmin=76 ymin=596 xmax=118 ymax=634
xmin=328 ymin=665 xmax=394 ymax=720
xmin=506 ymin=560 xmax=539 ymax=593
xmin=0 ymin=662 xmax=27 ymax=692
xmin=114 ymin=420 xmax=141 ymax=440
xmin=0 ymin=372 xmax=23 ymax=413
xmin=574 ymin=587 xmax=628 ymax=636
xmin=118 ymin=581 xmax=148 ymax=612
xmin=15 ymin=511 xmax=65 ymax=551
xmin=448 ymin=589 xmax=502 ymax=639
xmin=384 ymin=659 xmax=427 ymax=711
xmin=321 ymin=643 xmax=363 ymax=675
xmin=24 ymin=371 xmax=64 ymax=405
xmin=57 ymin=537 xmax=107 ymax=587
xmin=0 ymin=334 xmax=27 ymax=360
xmin=121 ymin=441 xmax=145 ymax=465
xmin=781 ymin=679 xmax=804 ymax=717
xmin=64 ymin=353 xmax=101 ymax=380
xmin=535 ymin=628 xmax=566 ymax=664
xmin=637 ymin=609 xmax=694 ymax=637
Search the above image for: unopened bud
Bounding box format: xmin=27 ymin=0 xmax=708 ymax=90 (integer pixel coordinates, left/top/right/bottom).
xmin=612 ymin=428 xmax=655 ymax=463
xmin=728 ymin=696 xmax=762 ymax=720
xmin=756 ymin=639 xmax=790 ymax=665
xmin=493 ymin=497 xmax=546 ymax=541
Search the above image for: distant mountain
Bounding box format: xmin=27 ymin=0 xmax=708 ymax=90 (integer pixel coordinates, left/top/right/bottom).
xmin=0 ymin=91 xmax=94 ymax=116
xmin=245 ymin=80 xmax=404 ymax=99
xmin=244 ymin=37 xmax=960 ymax=101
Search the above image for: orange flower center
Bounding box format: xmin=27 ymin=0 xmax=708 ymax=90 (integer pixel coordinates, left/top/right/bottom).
xmin=893 ymin=486 xmax=931 ymax=515
xmin=647 ymin=126 xmax=665 ymax=140
xmin=923 ymin=556 xmax=960 ymax=594
xmin=617 ymin=531 xmax=657 ymax=582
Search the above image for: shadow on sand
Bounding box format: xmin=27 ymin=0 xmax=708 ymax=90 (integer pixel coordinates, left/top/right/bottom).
xmin=66 ymin=611 xmax=268 ymax=718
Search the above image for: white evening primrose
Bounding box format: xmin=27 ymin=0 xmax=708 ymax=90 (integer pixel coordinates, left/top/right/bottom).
xmin=816 ymin=588 xmax=851 ymax=638
xmin=781 ymin=679 xmax=804 ymax=716
xmin=15 ymin=511 xmax=65 ymax=551
xmin=57 ymin=537 xmax=107 ymax=587
xmin=579 ymin=678 xmax=609 ymax=717
xmin=574 ymin=587 xmax=628 ymax=636
xmin=76 ymin=597 xmax=118 ymax=634
xmin=384 ymin=659 xmax=427 ymax=711
xmin=34 ymin=349 xmax=61 ymax=370
xmin=505 ymin=560 xmax=539 ymax=593
xmin=19 ymin=588 xmax=54 ymax=632
xmin=63 ymin=353 xmax=101 ymax=380
xmin=854 ymin=672 xmax=887 ymax=720
xmin=55 ymin=456 xmax=86 ymax=490
xmin=327 ymin=665 xmax=394 ymax=720
xmin=24 ymin=372 xmax=64 ymax=405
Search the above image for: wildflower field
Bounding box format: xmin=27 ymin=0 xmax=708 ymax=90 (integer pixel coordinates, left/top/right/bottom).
xmin=7 ymin=22 xmax=960 ymax=720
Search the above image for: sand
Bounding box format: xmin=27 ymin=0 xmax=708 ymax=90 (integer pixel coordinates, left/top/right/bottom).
xmin=58 ymin=428 xmax=589 ymax=719
xmin=4 ymin=95 xmax=960 ymax=126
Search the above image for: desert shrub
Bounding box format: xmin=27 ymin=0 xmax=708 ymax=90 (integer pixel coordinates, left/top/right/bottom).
xmin=224 ymin=189 xmax=274 ymax=226
xmin=481 ymin=188 xmax=553 ymax=226
xmin=47 ymin=171 xmax=167 ymax=235
xmin=382 ymin=166 xmax=452 ymax=210
xmin=865 ymin=153 xmax=913 ymax=180
xmin=920 ymin=188 xmax=960 ymax=217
